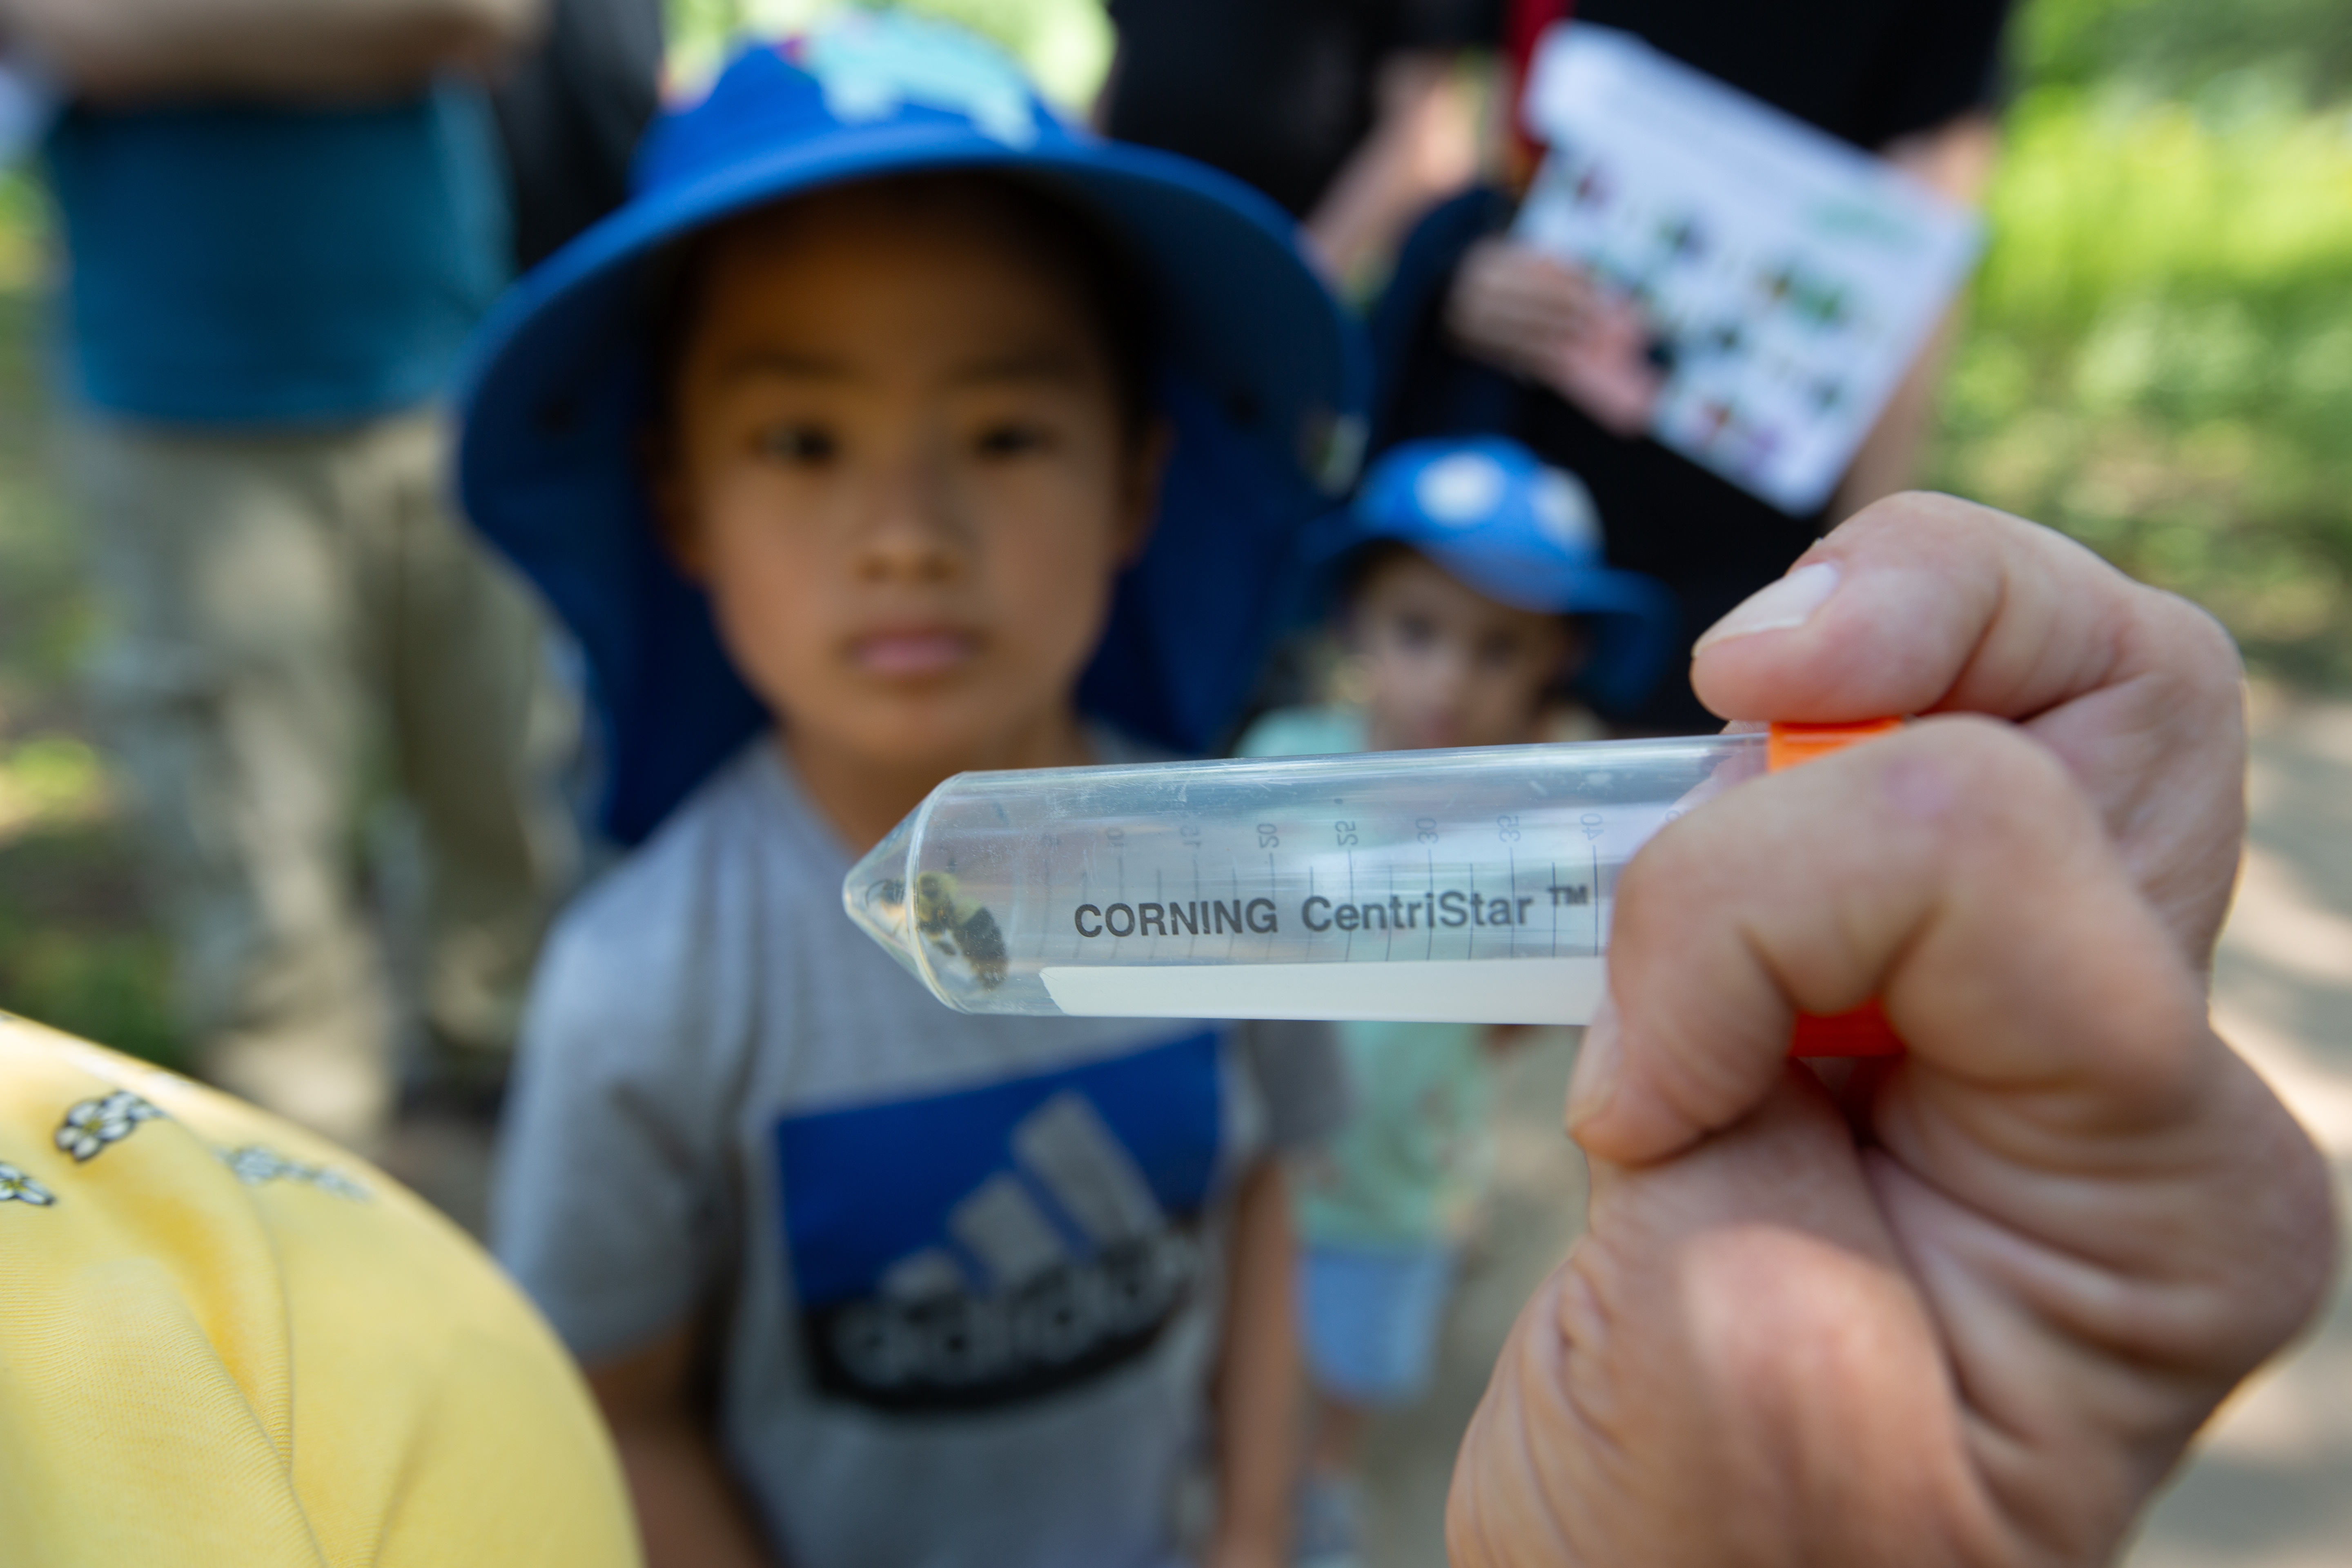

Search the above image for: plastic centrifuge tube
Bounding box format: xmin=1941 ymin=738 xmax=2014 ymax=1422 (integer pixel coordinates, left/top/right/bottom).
xmin=845 ymin=722 xmax=1902 ymax=1036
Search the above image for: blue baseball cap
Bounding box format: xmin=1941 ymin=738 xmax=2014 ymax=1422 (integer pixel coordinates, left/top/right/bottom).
xmin=1319 ymin=437 xmax=1677 ymax=712
xmin=455 ymin=12 xmax=1368 ymax=844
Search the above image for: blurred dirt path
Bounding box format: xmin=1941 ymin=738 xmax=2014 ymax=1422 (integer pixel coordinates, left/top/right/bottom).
xmin=2124 ymin=688 xmax=2352 ymax=1568
xmin=1361 ymin=690 xmax=2352 ymax=1568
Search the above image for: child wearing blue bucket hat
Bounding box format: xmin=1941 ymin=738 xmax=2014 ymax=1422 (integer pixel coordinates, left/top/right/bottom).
xmin=1236 ymin=434 xmax=1671 ymax=1568
xmin=1250 ymin=433 xmax=1677 ymax=760
xmin=462 ymin=14 xmax=1365 ymax=1566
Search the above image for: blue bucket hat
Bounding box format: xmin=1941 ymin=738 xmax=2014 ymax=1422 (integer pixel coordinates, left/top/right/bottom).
xmin=1319 ymin=437 xmax=1677 ymax=712
xmin=455 ymin=12 xmax=1368 ymax=844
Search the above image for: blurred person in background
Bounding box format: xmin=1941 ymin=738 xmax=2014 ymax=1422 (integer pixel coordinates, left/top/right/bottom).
xmin=486 ymin=0 xmax=665 ymax=873
xmin=1237 ymin=436 xmax=1673 ymax=1568
xmin=0 ymin=0 xmax=584 ymax=1151
xmin=1096 ymin=0 xmax=1497 ymax=286
xmin=491 ymin=0 xmax=666 ymax=271
xmin=1376 ymin=0 xmax=2011 ymax=733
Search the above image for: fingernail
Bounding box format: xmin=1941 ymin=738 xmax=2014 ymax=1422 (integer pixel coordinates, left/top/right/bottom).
xmin=1565 ymin=991 xmax=1622 ymax=1134
xmin=1693 ymin=561 xmax=1840 ymax=653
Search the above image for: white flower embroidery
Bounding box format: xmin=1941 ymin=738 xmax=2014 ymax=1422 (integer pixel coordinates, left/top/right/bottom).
xmin=0 ymin=1162 xmax=55 ymax=1206
xmin=219 ymin=1144 xmax=368 ymax=1200
xmin=309 ymin=1165 xmax=369 ymax=1200
xmin=222 ymin=1144 xmax=291 ymax=1184
xmin=53 ymin=1090 xmax=165 ymax=1162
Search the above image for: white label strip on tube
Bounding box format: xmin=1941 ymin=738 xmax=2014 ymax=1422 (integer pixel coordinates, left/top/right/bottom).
xmin=1038 ymin=957 xmax=1605 ymax=1025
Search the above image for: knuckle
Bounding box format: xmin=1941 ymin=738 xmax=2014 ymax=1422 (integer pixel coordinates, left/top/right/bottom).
xmin=1831 ymin=487 xmax=2011 ymax=545
xmin=2140 ymin=589 xmax=2244 ymax=712
xmin=1610 ymin=805 xmax=1738 ymax=950
xmin=1897 ymin=714 xmax=2085 ymax=836
xmin=1864 ymin=718 xmax=2110 ymax=898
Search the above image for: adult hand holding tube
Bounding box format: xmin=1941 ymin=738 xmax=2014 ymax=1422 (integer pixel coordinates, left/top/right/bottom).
xmin=1449 ymin=495 xmax=2336 ymax=1566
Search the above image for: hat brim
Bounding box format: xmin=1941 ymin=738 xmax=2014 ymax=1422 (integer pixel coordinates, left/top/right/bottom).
xmin=456 ymin=118 xmax=1367 ymax=842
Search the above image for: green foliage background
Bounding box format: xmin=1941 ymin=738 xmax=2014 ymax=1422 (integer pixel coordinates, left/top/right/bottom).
xmin=664 ymin=0 xmax=1112 ymax=105
xmin=1930 ymin=0 xmax=2352 ymax=679
xmin=0 ymin=199 xmax=176 ymax=1062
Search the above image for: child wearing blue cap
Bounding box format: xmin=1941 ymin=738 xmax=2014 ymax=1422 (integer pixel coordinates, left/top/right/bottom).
xmin=1236 ymin=434 xmax=1672 ymax=1567
xmin=460 ymin=15 xmax=1365 ymax=1567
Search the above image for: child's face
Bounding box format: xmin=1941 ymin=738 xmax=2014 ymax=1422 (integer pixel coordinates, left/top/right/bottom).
xmin=653 ymin=181 xmax=1159 ymax=776
xmin=1350 ymin=549 xmax=1573 ymax=751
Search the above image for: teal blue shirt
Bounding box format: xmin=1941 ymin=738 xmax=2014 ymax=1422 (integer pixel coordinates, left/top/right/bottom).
xmin=45 ymin=84 xmax=509 ymax=425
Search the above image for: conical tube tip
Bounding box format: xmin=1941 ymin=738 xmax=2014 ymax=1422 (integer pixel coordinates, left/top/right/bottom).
xmin=844 ymin=813 xmax=929 ymax=986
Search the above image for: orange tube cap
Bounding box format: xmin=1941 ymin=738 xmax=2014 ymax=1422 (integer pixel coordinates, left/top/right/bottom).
xmin=1767 ymin=719 xmax=1907 ymax=1059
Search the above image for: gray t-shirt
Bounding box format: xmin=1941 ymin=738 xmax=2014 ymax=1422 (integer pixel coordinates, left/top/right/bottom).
xmin=492 ymin=738 xmax=1345 ymax=1568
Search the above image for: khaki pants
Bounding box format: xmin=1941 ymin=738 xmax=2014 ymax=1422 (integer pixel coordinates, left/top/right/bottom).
xmin=66 ymin=412 xmax=576 ymax=1151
